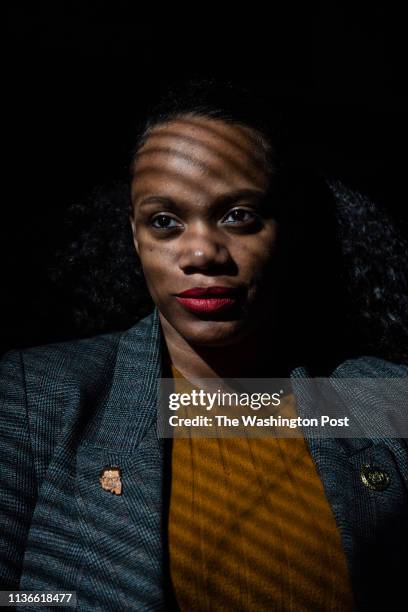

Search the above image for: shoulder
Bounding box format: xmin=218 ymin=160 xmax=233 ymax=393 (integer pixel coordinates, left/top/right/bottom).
xmin=0 ymin=312 xmax=157 ymax=480
xmin=331 ymin=355 xmax=408 ymax=378
xmin=329 ymin=356 xmax=407 ymax=438
xmin=19 ymin=330 xmax=123 ymax=385
xmin=0 ymin=331 xmax=122 ymax=402
xmin=0 ymin=331 xmax=123 ymax=455
xmin=1 ymin=309 xmax=159 ymax=405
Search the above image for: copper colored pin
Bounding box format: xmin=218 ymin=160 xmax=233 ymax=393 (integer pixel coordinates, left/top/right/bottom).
xmin=100 ymin=466 xmax=122 ymax=495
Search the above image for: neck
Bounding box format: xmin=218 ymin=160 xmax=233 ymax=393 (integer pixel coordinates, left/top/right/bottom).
xmin=159 ymin=314 xmax=292 ymax=379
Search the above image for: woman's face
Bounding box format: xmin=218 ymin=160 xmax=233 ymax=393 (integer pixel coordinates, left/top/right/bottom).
xmin=130 ymin=114 xmax=279 ymax=347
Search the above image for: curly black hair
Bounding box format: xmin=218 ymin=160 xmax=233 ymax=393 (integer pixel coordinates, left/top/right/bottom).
xmin=52 ymin=79 xmax=408 ymax=370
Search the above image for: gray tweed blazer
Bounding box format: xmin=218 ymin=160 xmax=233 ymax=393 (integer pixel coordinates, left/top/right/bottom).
xmin=1 ymin=307 xmax=407 ymax=611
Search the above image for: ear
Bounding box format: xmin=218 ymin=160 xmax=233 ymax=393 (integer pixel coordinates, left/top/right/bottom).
xmin=129 ymin=214 xmax=139 ymax=257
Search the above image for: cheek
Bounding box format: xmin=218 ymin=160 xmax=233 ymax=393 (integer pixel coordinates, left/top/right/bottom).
xmin=232 ymin=228 xmax=278 ymax=279
xmin=136 ymin=234 xmax=176 ymax=286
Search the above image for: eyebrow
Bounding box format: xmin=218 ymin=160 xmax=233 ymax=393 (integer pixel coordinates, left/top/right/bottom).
xmin=137 ymin=188 xmax=266 ymax=209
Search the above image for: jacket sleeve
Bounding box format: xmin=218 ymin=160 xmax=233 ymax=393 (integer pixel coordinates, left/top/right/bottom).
xmin=0 ymin=350 xmax=38 ymax=590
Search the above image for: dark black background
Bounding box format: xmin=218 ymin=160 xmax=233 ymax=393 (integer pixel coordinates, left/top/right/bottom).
xmin=3 ymin=1 xmax=407 ymax=354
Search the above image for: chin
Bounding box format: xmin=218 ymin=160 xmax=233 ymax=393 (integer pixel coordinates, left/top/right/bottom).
xmin=179 ymin=319 xmax=251 ymax=348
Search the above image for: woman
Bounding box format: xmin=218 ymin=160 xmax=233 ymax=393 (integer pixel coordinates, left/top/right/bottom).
xmin=1 ymin=79 xmax=407 ymax=611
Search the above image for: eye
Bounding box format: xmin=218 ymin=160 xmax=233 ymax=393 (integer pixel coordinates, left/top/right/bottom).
xmin=222 ymin=208 xmax=258 ymax=224
xmin=150 ymin=214 xmax=183 ymax=229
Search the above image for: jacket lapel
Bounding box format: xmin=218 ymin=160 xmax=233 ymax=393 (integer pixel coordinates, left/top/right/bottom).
xmin=88 ymin=305 xmax=163 ymax=451
xmin=75 ymin=307 xmax=168 ymax=610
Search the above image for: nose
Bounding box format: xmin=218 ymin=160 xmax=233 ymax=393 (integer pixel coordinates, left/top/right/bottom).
xmin=177 ymin=223 xmax=231 ymax=273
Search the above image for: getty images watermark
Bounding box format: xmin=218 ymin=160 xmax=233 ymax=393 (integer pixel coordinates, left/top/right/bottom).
xmin=157 ymin=377 xmax=408 ymax=438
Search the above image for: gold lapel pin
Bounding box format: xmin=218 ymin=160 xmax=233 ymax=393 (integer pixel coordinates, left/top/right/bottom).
xmin=100 ymin=466 xmax=122 ymax=495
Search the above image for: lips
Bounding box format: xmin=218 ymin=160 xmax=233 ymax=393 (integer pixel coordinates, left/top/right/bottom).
xmin=175 ymin=286 xmax=241 ymax=314
xmin=176 ymin=286 xmax=239 ymax=298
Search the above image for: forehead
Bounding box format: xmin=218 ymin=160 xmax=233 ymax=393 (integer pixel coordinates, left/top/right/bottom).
xmin=102 ymin=470 xmax=119 ymax=477
xmin=131 ymin=115 xmax=271 ymax=204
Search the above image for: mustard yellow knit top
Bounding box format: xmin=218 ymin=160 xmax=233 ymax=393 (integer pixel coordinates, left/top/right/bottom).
xmin=168 ymin=364 xmax=355 ymax=611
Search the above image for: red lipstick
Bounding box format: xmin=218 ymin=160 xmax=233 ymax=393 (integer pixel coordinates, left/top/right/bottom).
xmin=175 ymin=286 xmax=240 ymax=314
